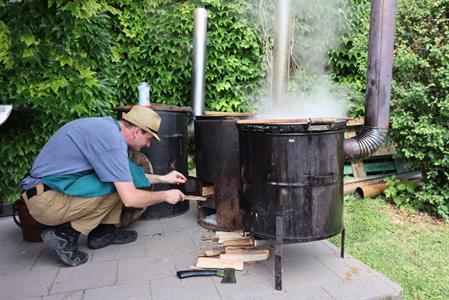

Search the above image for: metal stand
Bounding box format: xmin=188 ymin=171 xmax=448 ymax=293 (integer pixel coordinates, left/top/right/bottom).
xmin=275 ymin=215 xmax=283 ymax=290
xmin=340 ymin=227 xmax=345 ymax=258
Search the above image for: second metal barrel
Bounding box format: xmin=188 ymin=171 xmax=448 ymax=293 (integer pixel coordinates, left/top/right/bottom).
xmin=238 ymin=119 xmax=346 ymax=242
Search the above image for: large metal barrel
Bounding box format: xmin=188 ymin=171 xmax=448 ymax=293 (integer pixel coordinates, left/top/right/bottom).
xmin=237 ymin=119 xmax=346 ymax=242
xmin=141 ymin=105 xmax=190 ymax=219
xmin=116 ymin=105 xmax=191 ymax=219
xmin=194 ymin=113 xmax=252 ymax=230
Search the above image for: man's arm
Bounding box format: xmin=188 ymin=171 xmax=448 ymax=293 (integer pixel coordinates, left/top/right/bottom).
xmin=114 ymin=181 xmax=184 ymax=208
xmin=146 ymin=170 xmax=187 ymax=185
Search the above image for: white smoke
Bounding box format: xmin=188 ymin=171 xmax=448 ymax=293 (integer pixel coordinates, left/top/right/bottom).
xmin=253 ymin=0 xmax=352 ymax=119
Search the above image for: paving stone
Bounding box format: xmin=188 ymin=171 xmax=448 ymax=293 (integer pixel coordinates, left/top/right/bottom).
xmin=316 ymin=253 xmax=377 ymax=282
xmin=263 ymin=255 xmax=344 ymax=291
xmin=91 ymin=241 xmax=147 ymax=263
xmin=0 ymin=211 xmax=403 ymax=300
xmin=0 ymin=246 xmax=43 ymax=275
xmin=84 ymin=282 xmax=151 ymax=300
xmin=259 ymin=285 xmax=333 ymax=300
xmin=50 ymin=260 xmax=117 ymax=294
xmin=151 ymin=276 xmax=221 ymax=300
xmin=213 ymin=275 xmax=277 ymax=299
xmin=281 ymin=241 xmax=338 ymax=261
xmin=24 ymin=290 xmax=84 ymax=300
xmin=117 ymin=256 xmax=176 ymax=284
xmin=132 ymin=219 xmax=165 ymax=239
xmin=0 ymin=269 xmax=58 ymax=300
xmin=32 ymin=248 xmax=68 ymax=271
xmin=322 ymin=275 xmax=402 ymax=300
xmin=143 ymin=232 xmax=195 ymax=258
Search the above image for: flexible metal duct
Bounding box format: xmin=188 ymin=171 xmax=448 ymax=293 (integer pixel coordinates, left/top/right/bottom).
xmin=344 ymin=0 xmax=397 ymax=160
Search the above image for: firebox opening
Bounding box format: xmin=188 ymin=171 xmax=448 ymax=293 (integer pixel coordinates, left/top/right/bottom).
xmin=197 ymin=182 xmax=218 ymax=228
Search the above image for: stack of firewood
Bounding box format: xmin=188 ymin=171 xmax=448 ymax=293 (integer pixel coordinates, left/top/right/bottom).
xmin=195 ymin=231 xmax=270 ymax=271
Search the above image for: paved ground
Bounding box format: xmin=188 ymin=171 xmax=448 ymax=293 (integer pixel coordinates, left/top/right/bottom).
xmin=0 ymin=204 xmax=402 ymax=300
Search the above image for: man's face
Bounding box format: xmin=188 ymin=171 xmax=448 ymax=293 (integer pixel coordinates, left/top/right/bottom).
xmin=130 ymin=128 xmax=154 ymax=151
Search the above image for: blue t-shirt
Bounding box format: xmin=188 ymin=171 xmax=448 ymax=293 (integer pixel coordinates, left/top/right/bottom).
xmin=20 ymin=117 xmax=140 ymax=192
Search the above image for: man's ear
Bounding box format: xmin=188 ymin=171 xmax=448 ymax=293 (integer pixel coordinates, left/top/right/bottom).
xmin=129 ymin=126 xmax=138 ymax=138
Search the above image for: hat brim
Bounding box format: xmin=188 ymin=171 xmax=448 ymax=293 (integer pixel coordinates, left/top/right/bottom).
xmin=122 ymin=113 xmax=161 ymax=142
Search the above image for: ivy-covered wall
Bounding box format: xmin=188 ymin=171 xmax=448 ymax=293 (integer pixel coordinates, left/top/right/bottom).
xmin=0 ymin=0 xmax=265 ymax=203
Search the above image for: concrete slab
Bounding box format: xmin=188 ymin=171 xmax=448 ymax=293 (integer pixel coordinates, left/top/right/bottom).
xmin=0 ymin=205 xmax=402 ymax=300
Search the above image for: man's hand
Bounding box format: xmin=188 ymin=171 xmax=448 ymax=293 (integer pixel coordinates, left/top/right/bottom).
xmin=163 ymin=189 xmax=185 ymax=204
xmin=161 ymin=170 xmax=187 ymax=185
xmin=114 ymin=181 xmax=185 ymax=208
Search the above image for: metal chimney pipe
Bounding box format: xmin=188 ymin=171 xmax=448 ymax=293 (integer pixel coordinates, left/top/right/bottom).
xmin=272 ymin=0 xmax=292 ymax=104
xmin=344 ymin=0 xmax=397 ymax=160
xmin=192 ymin=8 xmax=208 ymax=117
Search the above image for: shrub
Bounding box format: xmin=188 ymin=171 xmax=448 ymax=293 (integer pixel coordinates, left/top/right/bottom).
xmin=391 ymin=0 xmax=449 ymax=220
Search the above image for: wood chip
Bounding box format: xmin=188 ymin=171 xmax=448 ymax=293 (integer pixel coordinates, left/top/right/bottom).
xmin=201 ymin=235 xmax=218 ymax=241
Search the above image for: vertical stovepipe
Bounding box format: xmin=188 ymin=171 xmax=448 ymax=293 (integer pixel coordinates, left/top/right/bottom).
xmin=272 ymin=0 xmax=292 ymax=104
xmin=344 ymin=0 xmax=397 ymax=160
xmin=192 ymin=8 xmax=208 ymax=117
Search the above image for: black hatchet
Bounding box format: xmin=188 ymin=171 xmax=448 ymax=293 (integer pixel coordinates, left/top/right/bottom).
xmin=176 ymin=268 xmax=236 ymax=283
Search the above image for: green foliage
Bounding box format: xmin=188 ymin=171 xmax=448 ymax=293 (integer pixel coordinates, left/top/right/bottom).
xmin=329 ymin=0 xmax=370 ymax=117
xmin=383 ymin=175 xmax=416 ymax=207
xmin=0 ymin=0 xmax=116 ymax=202
xmin=390 ymin=0 xmax=449 ymax=220
xmin=0 ymin=0 xmax=265 ymax=203
xmin=203 ymin=0 xmax=264 ymax=112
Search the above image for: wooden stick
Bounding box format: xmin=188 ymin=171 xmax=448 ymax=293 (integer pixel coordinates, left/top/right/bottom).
xmin=184 ymin=195 xmax=207 ymax=202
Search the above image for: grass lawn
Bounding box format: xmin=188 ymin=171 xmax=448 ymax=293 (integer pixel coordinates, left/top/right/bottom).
xmin=330 ymin=197 xmax=449 ymax=300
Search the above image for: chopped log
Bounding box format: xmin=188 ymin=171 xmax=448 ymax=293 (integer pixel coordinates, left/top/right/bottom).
xmin=223 ymin=238 xmax=254 ymax=247
xmin=201 ymin=186 xmax=215 ymax=197
xmin=196 ymin=257 xmax=244 ymax=271
xmin=220 ymin=252 xmax=269 ymax=263
xmin=224 ymin=246 xmax=269 ymax=255
xmin=201 ymin=235 xmax=219 ymax=242
xmin=204 ymin=249 xmax=222 ymax=257
xmin=215 ymin=231 xmax=245 ymax=243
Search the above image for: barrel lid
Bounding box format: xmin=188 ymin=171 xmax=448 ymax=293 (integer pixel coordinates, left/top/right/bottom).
xmin=195 ymin=111 xmax=255 ymax=120
xmin=116 ymin=104 xmax=192 ymax=113
xmin=237 ymin=118 xmax=347 ymax=133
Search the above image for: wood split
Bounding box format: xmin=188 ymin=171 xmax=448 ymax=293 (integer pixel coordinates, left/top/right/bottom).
xmin=196 ymin=257 xmax=244 ymax=271
xmin=195 ymin=230 xmax=270 ymax=270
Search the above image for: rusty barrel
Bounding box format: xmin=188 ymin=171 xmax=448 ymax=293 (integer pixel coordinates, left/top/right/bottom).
xmin=194 ymin=113 xmax=253 ymax=230
xmin=141 ymin=105 xmax=190 ymax=219
xmin=116 ymin=105 xmax=191 ymax=219
xmin=237 ymin=119 xmax=346 ymax=242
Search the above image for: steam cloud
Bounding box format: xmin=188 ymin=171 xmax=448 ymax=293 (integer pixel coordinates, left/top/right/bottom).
xmin=254 ymin=0 xmax=352 ymax=119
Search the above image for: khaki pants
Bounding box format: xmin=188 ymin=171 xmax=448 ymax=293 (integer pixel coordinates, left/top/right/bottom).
xmin=22 ymin=184 xmax=122 ymax=235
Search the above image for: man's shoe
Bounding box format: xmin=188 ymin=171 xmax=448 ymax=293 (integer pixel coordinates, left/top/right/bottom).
xmin=41 ymin=223 xmax=88 ymax=267
xmin=88 ymin=224 xmax=137 ymax=250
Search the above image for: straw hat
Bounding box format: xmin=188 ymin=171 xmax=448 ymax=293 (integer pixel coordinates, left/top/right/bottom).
xmin=122 ymin=106 xmax=161 ymax=141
